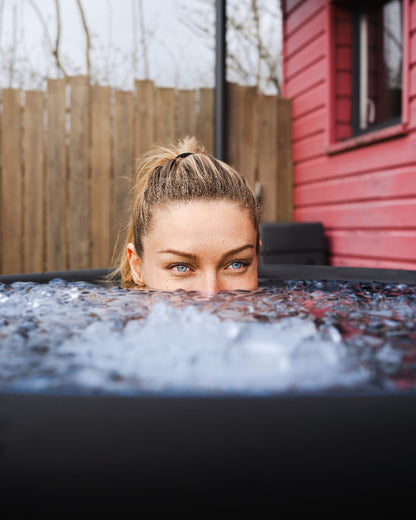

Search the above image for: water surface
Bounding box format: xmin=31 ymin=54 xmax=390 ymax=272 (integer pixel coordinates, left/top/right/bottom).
xmin=0 ymin=278 xmax=415 ymax=395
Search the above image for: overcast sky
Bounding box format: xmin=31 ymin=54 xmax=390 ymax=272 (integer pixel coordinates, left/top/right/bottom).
xmin=0 ymin=0 xmax=281 ymax=92
xmin=0 ymin=0 xmax=215 ymax=89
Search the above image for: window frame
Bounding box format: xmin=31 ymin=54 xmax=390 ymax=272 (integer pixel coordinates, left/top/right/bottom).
xmin=326 ymin=0 xmax=409 ymax=155
xmin=351 ymin=0 xmax=403 ymax=136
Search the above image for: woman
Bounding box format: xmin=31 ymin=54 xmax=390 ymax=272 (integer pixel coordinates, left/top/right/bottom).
xmin=115 ymin=136 xmax=261 ymax=292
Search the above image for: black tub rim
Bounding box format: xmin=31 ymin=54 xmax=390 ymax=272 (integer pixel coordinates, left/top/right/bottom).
xmin=1 ymin=264 xmax=416 ymax=285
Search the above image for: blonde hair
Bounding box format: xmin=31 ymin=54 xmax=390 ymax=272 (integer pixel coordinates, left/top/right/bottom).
xmin=112 ymin=136 xmax=260 ymax=286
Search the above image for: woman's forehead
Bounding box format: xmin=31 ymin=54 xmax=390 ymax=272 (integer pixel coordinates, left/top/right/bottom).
xmin=151 ymin=199 xmax=252 ymax=222
xmin=146 ymin=200 xmax=256 ymax=246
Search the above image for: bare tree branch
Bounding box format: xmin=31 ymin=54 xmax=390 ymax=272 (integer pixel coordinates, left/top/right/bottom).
xmin=138 ymin=0 xmax=149 ymax=78
xmin=179 ymin=0 xmax=281 ymax=95
xmin=28 ymin=0 xmax=67 ymax=77
xmin=0 ymin=0 xmax=5 ymax=45
xmin=6 ymin=3 xmax=18 ymax=86
xmin=75 ymin=0 xmax=91 ymax=78
xmin=52 ymin=0 xmax=66 ymax=77
xmin=105 ymin=0 xmax=113 ymax=83
xmin=251 ymin=0 xmax=261 ymax=88
xmin=27 ymin=0 xmax=53 ymax=54
xmin=131 ymin=0 xmax=138 ymax=78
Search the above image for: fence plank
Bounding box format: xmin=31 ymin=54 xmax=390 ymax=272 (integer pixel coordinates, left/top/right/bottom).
xmin=177 ymin=89 xmax=196 ymax=139
xmin=226 ymin=82 xmax=241 ymax=169
xmin=69 ymin=76 xmax=89 ymax=269
xmin=90 ymin=86 xmax=111 ymax=268
xmin=156 ymin=87 xmax=175 ymax=145
xmin=113 ymin=90 xmax=134 ymax=260
xmin=24 ymin=91 xmax=44 ymax=273
xmin=0 ymin=80 xmax=292 ymax=274
xmin=276 ymin=98 xmax=293 ymax=222
xmin=135 ymin=80 xmax=155 ymax=155
xmin=196 ymin=87 xmax=214 ymax=154
xmin=238 ymin=86 xmax=258 ymax=189
xmin=46 ymin=79 xmax=66 ymax=271
xmin=258 ymin=95 xmax=278 ymax=222
xmin=1 ymin=89 xmax=22 ymax=274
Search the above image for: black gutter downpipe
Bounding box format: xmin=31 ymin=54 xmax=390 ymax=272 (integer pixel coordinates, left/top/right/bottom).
xmin=215 ymin=0 xmax=226 ymax=161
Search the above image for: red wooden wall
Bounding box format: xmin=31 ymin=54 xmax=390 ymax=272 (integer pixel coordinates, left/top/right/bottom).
xmin=282 ymin=0 xmax=416 ymax=270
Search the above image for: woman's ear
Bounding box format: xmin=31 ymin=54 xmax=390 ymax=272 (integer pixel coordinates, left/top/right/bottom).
xmin=127 ymin=243 xmax=145 ymax=286
xmin=257 ymin=239 xmax=262 ymax=258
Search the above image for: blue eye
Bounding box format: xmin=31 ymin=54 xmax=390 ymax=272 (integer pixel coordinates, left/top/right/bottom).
xmin=167 ymin=263 xmax=192 ymax=274
xmin=230 ymin=261 xmax=242 ymax=269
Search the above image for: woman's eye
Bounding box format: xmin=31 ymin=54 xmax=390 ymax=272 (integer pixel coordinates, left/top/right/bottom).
xmin=228 ymin=260 xmax=248 ymax=271
xmin=171 ymin=264 xmax=189 ymax=273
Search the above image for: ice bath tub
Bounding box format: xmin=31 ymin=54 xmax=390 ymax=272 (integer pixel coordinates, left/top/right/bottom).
xmin=1 ymin=264 xmax=416 ymax=513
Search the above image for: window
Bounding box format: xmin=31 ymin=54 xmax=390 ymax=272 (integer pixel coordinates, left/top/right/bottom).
xmin=352 ymin=0 xmax=403 ymax=135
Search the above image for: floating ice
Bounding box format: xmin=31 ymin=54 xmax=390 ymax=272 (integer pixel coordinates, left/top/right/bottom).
xmin=0 ymin=278 xmax=415 ymax=395
xmin=53 ymin=302 xmax=366 ymax=394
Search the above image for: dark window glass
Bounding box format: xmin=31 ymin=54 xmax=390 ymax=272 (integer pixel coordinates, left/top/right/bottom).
xmin=353 ymin=0 xmax=402 ymax=135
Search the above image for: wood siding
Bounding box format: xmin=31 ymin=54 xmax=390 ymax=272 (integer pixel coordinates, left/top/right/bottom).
xmin=282 ymin=0 xmax=416 ymax=270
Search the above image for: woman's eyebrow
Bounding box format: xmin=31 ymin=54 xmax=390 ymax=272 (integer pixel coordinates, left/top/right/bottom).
xmin=157 ymin=249 xmax=198 ymax=260
xmin=223 ymin=244 xmax=255 ymax=257
xmin=157 ymin=244 xmax=254 ymax=259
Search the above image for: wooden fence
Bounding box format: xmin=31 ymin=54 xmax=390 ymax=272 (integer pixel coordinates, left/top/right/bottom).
xmin=0 ymin=77 xmax=292 ymax=275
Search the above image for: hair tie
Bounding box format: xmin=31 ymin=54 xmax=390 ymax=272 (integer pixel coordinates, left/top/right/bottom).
xmin=175 ymin=152 xmax=194 ymax=159
xmin=169 ymin=152 xmax=194 ymax=171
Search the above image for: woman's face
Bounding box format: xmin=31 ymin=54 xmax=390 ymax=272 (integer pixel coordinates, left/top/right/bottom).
xmin=127 ymin=200 xmax=259 ymax=293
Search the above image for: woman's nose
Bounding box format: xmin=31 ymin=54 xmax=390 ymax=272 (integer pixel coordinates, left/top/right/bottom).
xmin=199 ymin=272 xmax=223 ymax=294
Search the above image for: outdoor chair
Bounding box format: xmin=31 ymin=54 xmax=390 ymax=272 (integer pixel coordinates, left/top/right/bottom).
xmin=259 ymin=222 xmax=327 ymax=266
